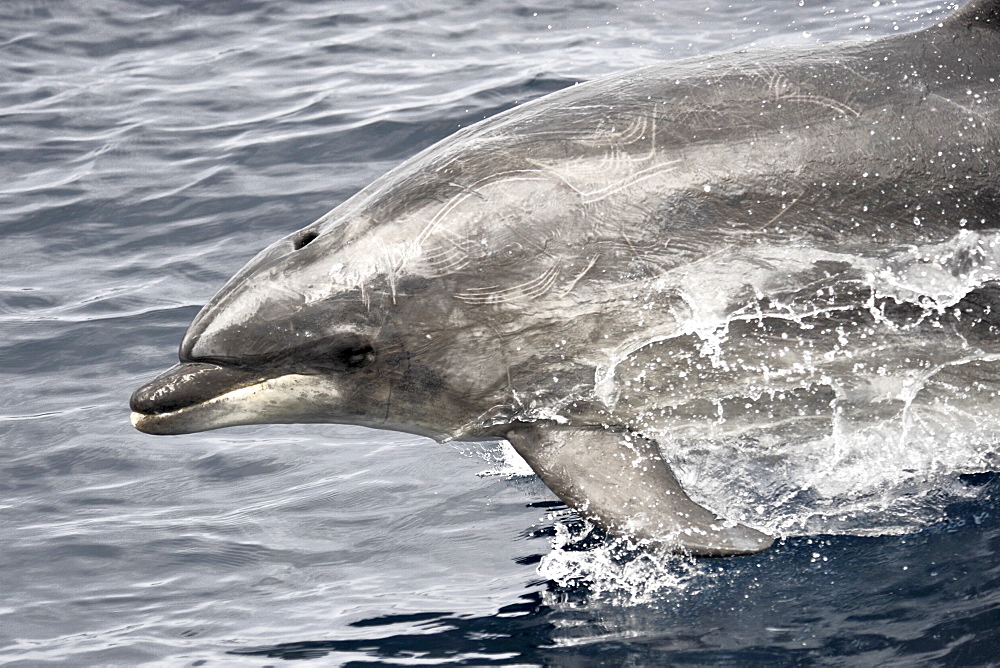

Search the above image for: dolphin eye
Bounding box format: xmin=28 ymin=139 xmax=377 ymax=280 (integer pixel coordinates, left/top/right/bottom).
xmin=336 ymin=343 xmax=375 ymax=369
xmin=304 ymin=336 xmax=375 ymax=372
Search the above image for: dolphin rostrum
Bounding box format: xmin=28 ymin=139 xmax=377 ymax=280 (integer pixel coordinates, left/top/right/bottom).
xmin=132 ymin=0 xmax=1000 ymax=556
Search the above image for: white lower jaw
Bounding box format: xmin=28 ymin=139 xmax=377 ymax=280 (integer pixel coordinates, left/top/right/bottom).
xmin=130 ymin=373 xmax=336 ymax=435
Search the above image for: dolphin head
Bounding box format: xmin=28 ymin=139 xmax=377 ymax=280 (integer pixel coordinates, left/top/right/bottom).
xmin=130 ymin=121 xmax=660 ymax=441
xmin=130 ymin=199 xmax=525 ymax=441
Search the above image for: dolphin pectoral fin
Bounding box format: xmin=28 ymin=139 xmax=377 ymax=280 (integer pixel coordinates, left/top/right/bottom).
xmin=505 ymin=424 xmax=774 ymax=556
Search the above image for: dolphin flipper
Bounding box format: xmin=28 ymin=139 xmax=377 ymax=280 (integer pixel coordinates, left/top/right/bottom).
xmin=506 ymin=424 xmax=773 ymax=556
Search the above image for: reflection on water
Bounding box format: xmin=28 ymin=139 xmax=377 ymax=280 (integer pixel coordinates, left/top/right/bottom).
xmin=233 ymin=474 xmax=1000 ymax=664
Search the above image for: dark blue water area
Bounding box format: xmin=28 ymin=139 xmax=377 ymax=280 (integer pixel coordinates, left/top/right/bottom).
xmin=3 ymin=0 xmax=999 ymax=665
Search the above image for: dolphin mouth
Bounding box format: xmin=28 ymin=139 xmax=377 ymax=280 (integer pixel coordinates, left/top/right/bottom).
xmin=130 ymin=363 xmax=267 ymax=415
xmin=129 ymin=363 xmax=321 ymax=435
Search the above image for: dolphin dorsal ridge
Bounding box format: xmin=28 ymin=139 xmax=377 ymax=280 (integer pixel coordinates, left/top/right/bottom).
xmin=943 ymin=0 xmax=1000 ymax=31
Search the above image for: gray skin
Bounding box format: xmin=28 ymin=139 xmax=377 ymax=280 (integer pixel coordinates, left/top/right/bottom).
xmin=132 ymin=1 xmax=1000 ymax=556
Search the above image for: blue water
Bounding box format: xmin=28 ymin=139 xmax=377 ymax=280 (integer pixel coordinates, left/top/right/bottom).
xmin=3 ymin=0 xmax=999 ymax=664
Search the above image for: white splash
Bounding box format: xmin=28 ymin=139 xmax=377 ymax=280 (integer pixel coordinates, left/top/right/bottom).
xmin=537 ymin=521 xmax=707 ymax=606
xmin=518 ymin=230 xmax=1000 ymax=602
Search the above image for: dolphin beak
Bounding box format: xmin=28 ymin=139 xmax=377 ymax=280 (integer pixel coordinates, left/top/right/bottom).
xmin=129 ymin=363 xmax=322 ymax=435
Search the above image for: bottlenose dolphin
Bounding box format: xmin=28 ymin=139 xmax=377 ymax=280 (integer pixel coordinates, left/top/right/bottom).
xmin=131 ymin=0 xmax=1000 ymax=556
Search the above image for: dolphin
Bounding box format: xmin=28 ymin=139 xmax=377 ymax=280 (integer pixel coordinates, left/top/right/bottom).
xmin=131 ymin=0 xmax=1000 ymax=556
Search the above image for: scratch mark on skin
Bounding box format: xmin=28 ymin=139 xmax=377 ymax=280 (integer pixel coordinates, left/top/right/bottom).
xmin=618 ymin=223 xmax=673 ymax=274
xmin=585 ymin=114 xmax=659 ymax=161
xmin=620 ymin=224 xmax=643 ymax=257
xmin=447 ymin=181 xmax=487 ymax=200
xmin=424 ymin=227 xmax=478 ymax=275
xmin=927 ymin=92 xmax=992 ymax=125
xmin=409 ymin=331 xmax=447 ymax=358
xmin=456 ymin=264 xmax=561 ymax=304
xmin=839 ymin=60 xmax=877 ymax=84
xmin=560 ymin=254 xmax=601 ymax=296
xmin=512 ymin=265 xmax=561 ymax=301
xmin=483 ymin=319 xmax=515 ymax=393
xmin=634 ymin=115 xmax=658 ymax=162
xmin=781 ymin=93 xmax=861 ymax=118
xmin=650 ymin=193 xmax=803 ymax=284
xmin=757 ymin=194 xmax=801 ymax=232
xmin=768 ymin=71 xmax=860 ymax=118
xmin=384 ymin=246 xmax=399 ymax=304
xmin=618 ymin=116 xmax=649 ymax=144
xmin=528 ymin=108 xmax=676 ymax=204
xmin=378 ymin=170 xmax=549 ymax=281
xmin=424 ymin=241 xmax=472 ymax=275
xmin=531 ymin=158 xmax=682 ymax=204
xmin=415 ymin=170 xmax=548 ymax=249
xmin=416 ymin=191 xmax=474 ymax=248
xmin=581 ymin=160 xmax=683 ymax=204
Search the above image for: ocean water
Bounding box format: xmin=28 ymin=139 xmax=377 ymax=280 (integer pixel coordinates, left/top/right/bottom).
xmin=3 ymin=0 xmax=1000 ymax=665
